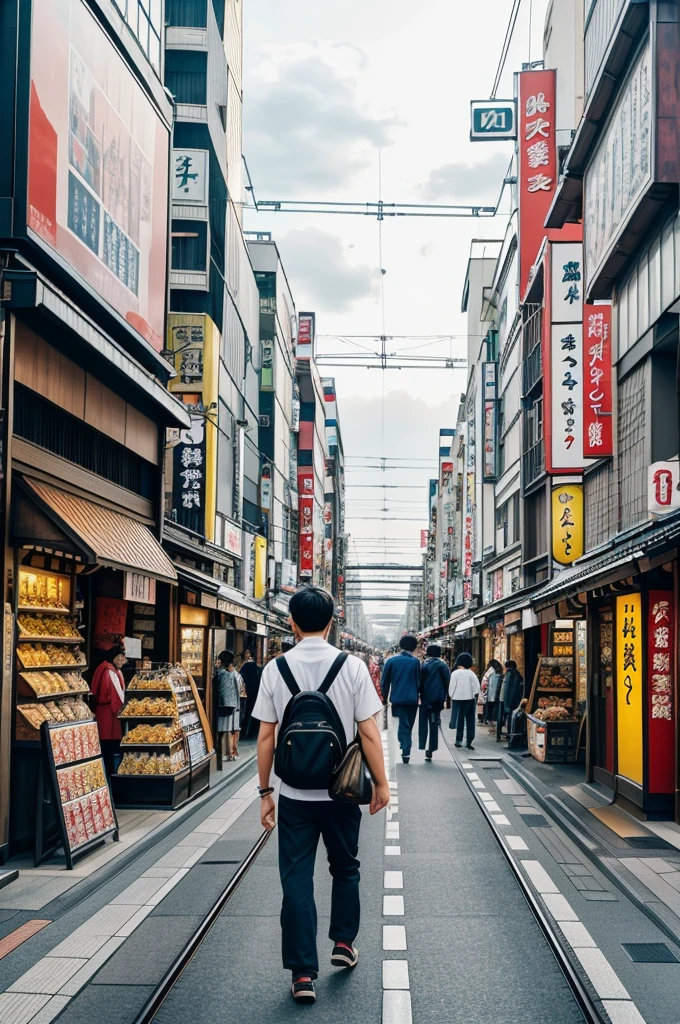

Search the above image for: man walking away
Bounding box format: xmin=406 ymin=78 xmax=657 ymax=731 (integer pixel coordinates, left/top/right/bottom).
xmin=239 ymin=649 xmax=262 ymax=739
xmin=254 ymin=586 xmax=390 ymax=1005
xmin=449 ymin=652 xmax=481 ymax=750
xmin=498 ymin=660 xmax=524 ymax=744
xmin=381 ymin=633 xmax=421 ymax=763
xmin=419 ymin=644 xmax=450 ymax=761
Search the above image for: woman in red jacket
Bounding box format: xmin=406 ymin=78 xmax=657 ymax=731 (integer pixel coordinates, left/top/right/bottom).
xmin=90 ymin=645 xmax=127 ymax=774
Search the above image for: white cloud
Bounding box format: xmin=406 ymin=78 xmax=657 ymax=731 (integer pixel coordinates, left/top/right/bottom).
xmin=244 ymin=48 xmax=401 ymax=195
xmin=278 ymin=227 xmax=380 ymax=313
xmin=420 ymin=154 xmax=511 ymax=202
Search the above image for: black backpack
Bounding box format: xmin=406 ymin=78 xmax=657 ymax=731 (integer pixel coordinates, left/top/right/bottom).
xmin=274 ymin=653 xmax=348 ymax=789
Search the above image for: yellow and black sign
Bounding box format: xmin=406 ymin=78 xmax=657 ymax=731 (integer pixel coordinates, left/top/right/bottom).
xmin=552 ymin=484 xmax=584 ymax=565
xmin=615 ymin=594 xmax=643 ymax=785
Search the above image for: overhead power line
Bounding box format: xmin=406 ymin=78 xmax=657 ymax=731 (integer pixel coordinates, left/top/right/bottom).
xmin=491 ymin=0 xmax=523 ymax=98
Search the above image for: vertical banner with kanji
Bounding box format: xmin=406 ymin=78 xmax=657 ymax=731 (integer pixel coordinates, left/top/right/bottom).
xmin=582 ymin=303 xmax=613 ymax=457
xmin=549 ymin=241 xmax=586 ymax=472
xmin=172 ymin=413 xmax=206 ymax=536
xmin=518 ymin=70 xmax=557 ymax=297
xmin=616 ymin=594 xmax=643 ymax=786
xmin=647 ymin=591 xmax=675 ymax=794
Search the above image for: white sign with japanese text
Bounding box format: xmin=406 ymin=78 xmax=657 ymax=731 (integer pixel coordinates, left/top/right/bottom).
xmin=648 ymin=462 xmax=680 ymax=515
xmin=551 ymin=325 xmax=585 ymax=470
xmin=172 ymin=150 xmax=208 ymax=204
xmin=551 ymin=243 xmax=583 ymax=324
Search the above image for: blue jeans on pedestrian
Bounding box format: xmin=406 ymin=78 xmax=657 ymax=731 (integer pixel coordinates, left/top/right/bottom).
xmin=392 ymin=704 xmax=418 ymax=756
xmin=449 ymin=698 xmax=476 ymax=746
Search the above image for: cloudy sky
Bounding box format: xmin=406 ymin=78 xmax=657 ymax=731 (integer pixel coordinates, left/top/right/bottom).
xmin=243 ymin=0 xmax=550 ymax=633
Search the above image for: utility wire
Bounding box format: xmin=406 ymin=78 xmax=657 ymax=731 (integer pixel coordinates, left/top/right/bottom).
xmin=491 ymin=0 xmax=523 ymax=98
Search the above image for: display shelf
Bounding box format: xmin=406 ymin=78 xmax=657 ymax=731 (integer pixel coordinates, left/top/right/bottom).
xmin=120 ymin=738 xmax=185 ymax=752
xmin=17 ymin=662 xmax=88 ymax=672
xmin=111 ymin=766 xmax=192 ymax=810
xmin=18 ymin=606 xmax=71 ymax=615
xmin=16 ymin=634 xmax=84 ymax=644
xmin=18 ymin=689 xmax=89 ymax=702
xmin=537 ymin=687 xmax=572 ymax=692
xmin=119 ymin=714 xmax=178 ymax=722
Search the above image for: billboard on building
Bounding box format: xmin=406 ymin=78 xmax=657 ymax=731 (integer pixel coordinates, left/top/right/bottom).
xmin=27 ymin=0 xmax=170 ymax=352
xmin=546 ymin=243 xmax=587 ymax=472
xmin=582 ymin=303 xmax=613 ymax=458
xmin=551 ymin=484 xmax=584 ymax=566
xmin=297 ymin=313 xmax=315 ymax=359
xmin=518 ymin=70 xmax=557 ymax=297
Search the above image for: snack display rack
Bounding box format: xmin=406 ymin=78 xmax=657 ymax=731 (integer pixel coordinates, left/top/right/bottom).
xmin=111 ymin=665 xmax=213 ymax=809
xmin=14 ymin=566 xmax=92 ymax=743
xmin=526 ymin=652 xmax=581 ymax=763
xmin=37 ymin=719 xmax=119 ymax=869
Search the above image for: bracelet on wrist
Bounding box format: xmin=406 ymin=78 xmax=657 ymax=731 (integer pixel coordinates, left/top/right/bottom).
xmin=258 ymin=786 xmax=275 ymax=798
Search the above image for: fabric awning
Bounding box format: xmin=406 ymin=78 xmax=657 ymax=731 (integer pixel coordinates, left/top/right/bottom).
xmin=455 ymin=617 xmax=475 ymax=636
xmin=22 ymin=478 xmax=177 ymax=583
xmin=176 ymin=564 xmax=221 ymax=596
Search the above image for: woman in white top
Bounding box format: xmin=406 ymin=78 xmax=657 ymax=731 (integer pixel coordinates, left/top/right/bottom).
xmin=448 ymin=652 xmax=481 ymax=750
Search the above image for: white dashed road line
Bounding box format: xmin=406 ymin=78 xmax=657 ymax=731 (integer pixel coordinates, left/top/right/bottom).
xmin=456 ymin=755 xmax=648 ymax=1022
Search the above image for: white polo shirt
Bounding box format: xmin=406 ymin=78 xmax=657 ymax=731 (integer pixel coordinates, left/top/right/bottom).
xmin=253 ymin=637 xmax=383 ymax=802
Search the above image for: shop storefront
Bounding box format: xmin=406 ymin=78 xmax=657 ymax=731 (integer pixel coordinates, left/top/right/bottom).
xmin=531 ymin=516 xmax=680 ymax=819
xmin=9 ymin=478 xmax=187 ymax=853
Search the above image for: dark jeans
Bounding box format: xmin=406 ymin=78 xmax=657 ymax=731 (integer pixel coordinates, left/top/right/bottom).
xmin=449 ymin=698 xmax=476 ymax=746
xmin=484 ymin=699 xmax=497 ymax=725
xmin=418 ymin=702 xmax=443 ymax=753
xmin=496 ymin=703 xmax=508 ymax=742
xmin=278 ymin=796 xmax=362 ymax=978
xmin=392 ymin=704 xmax=418 ymax=756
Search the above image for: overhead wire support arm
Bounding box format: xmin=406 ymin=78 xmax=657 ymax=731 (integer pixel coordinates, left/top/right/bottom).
xmin=250 ymin=199 xmax=497 ymax=219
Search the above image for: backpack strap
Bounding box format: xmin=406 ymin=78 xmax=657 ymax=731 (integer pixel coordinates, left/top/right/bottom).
xmin=276 ymin=656 xmax=300 ymax=697
xmin=318 ymin=652 xmax=349 ymax=695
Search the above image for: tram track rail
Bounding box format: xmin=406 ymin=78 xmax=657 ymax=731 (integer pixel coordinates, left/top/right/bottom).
xmin=132 ymin=827 xmax=273 ymax=1024
xmin=452 ymin=750 xmax=609 ymax=1024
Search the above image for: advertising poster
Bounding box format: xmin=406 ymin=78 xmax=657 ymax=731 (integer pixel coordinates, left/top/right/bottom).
xmin=27 ymin=0 xmax=169 ymax=352
xmin=616 ymin=594 xmax=643 ymax=786
xmin=647 ymin=592 xmax=675 ymax=794
xmin=582 ymin=304 xmax=613 ymax=457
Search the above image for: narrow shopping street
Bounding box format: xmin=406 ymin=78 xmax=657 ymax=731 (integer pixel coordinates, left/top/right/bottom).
xmin=2 ymin=717 xmax=680 ymax=1024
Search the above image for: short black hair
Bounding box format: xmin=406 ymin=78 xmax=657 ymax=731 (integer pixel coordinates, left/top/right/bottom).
xmin=454 ymin=652 xmax=473 ymax=669
xmin=505 ymin=660 xmax=517 ymax=669
xmin=426 ymin=644 xmax=442 ymax=657
xmin=289 ymin=586 xmax=334 ymax=633
xmin=218 ymin=650 xmax=234 ymax=667
xmin=399 ymin=634 xmax=418 ymax=652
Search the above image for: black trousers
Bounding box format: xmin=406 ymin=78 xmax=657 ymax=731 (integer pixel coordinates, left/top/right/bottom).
xmin=278 ymin=795 xmax=362 ymax=978
xmin=496 ymin=703 xmax=508 ymax=741
xmin=449 ymin=698 xmax=476 ymax=746
xmin=418 ymin=702 xmax=443 ymax=752
xmin=484 ymin=699 xmax=497 ymax=724
xmin=391 ymin=703 xmax=418 ymax=756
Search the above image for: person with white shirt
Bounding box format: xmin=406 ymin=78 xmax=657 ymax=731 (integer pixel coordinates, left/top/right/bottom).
xmin=254 ymin=586 xmax=390 ymax=1005
xmin=448 ymin=651 xmax=481 ymax=750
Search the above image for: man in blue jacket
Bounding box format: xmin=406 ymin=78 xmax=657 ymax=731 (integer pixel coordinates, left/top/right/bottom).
xmin=381 ymin=634 xmax=421 ymax=763
xmin=419 ymin=644 xmax=450 ymax=761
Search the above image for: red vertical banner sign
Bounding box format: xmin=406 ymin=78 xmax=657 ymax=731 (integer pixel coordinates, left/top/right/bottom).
xmin=518 ymin=70 xmax=557 ymax=298
xmin=582 ymin=303 xmax=613 ymax=457
xmin=298 ymin=467 xmax=314 ymax=579
xmin=647 ymin=591 xmax=675 ymax=794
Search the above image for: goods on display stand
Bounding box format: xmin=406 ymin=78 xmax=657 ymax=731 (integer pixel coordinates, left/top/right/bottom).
xmin=526 ymin=635 xmax=582 ymax=762
xmin=180 ymin=626 xmax=205 ymax=681
xmin=111 ymin=665 xmax=213 ymax=809
xmin=38 ymin=719 xmax=118 ymax=869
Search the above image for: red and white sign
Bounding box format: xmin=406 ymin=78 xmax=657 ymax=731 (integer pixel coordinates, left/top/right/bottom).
xmin=648 ymin=462 xmax=680 ymax=515
xmin=582 ymin=304 xmax=613 ymax=457
xmin=518 ymin=70 xmax=557 ymax=297
xmin=647 ymin=591 xmax=675 ymax=794
xmin=297 ymin=313 xmax=315 ymax=360
xmin=420 ymin=529 xmax=428 ymax=549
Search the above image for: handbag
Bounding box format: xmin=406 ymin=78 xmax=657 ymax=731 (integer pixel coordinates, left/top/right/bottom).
xmin=328 ymin=734 xmax=374 ymax=805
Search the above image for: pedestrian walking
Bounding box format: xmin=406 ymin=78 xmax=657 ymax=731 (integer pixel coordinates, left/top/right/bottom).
xmin=448 ymin=652 xmax=481 ymax=750
xmin=254 ymin=586 xmax=389 ymax=1005
xmin=418 ymin=643 xmax=450 ymax=761
xmin=483 ymin=659 xmax=504 ymax=726
xmin=215 ymin=650 xmax=243 ymax=763
xmin=90 ymin=645 xmax=127 ymax=776
xmin=497 ymin=659 xmax=524 ymax=744
xmin=239 ymin=648 xmax=262 ymax=739
xmin=380 ymin=633 xmax=421 ymax=763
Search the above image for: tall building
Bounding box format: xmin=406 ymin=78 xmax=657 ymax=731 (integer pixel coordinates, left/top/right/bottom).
xmin=0 ymin=0 xmax=188 ymax=855
xmin=248 ymin=236 xmax=300 ymax=633
xmin=163 ymin=0 xmax=267 ymax=677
